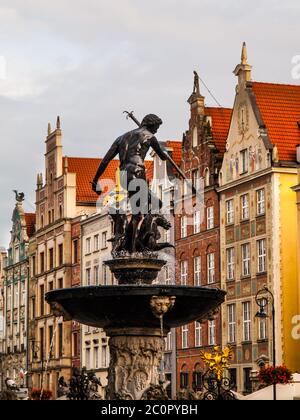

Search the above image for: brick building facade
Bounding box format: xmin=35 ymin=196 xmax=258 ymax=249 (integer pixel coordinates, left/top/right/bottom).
xmin=175 ymin=76 xmax=232 ymax=392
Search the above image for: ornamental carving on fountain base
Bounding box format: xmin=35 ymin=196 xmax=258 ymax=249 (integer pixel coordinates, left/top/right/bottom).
xmin=106 ymin=331 xmax=165 ymax=400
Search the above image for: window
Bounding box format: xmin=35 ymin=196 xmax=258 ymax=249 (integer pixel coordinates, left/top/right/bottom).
xmin=101 ymin=232 xmax=108 ymax=249
xmin=58 ymin=324 xmax=63 ymax=357
xmin=48 ymin=325 xmax=54 ymax=357
xmin=195 ymin=322 xmax=202 ymax=347
xmin=40 ymin=285 xmax=44 ymax=316
xmin=103 ymin=264 xmax=108 ymax=286
xmin=226 ymin=200 xmax=234 ymax=225
xmin=193 ymin=370 xmax=203 ymax=391
xmin=208 ymin=320 xmax=216 ymax=346
xmin=192 ymin=126 xmax=198 ymax=148
xmin=7 ymin=286 xmax=12 ymax=310
xmin=86 ymin=238 xmax=91 ymax=255
xmin=48 ymin=281 xmax=53 ymax=292
xmin=40 ymin=252 xmax=45 ymax=274
xmin=244 ymin=368 xmax=252 ymax=394
xmin=229 ymin=369 xmax=237 ymax=390
xmin=102 ymin=346 xmax=108 ymax=368
xmin=192 ymin=169 xmax=200 ymax=191
xmin=13 ymin=284 xmax=19 ymax=308
xmin=86 ymin=268 xmax=91 ymax=286
xmin=207 ymin=206 xmax=214 ymax=230
xmin=49 ymin=248 xmax=54 ymax=270
xmin=40 ymin=327 xmax=44 ymax=361
xmin=181 ymin=216 xmax=187 ymax=238
xmin=94 ymin=235 xmax=99 ymax=252
xmin=180 ymin=372 xmax=189 ymax=389
xmin=15 ymin=247 xmax=19 ymax=264
xmin=58 ymin=278 xmax=63 ymax=289
xmin=94 ymin=347 xmax=99 ymax=369
xmin=164 ymin=266 xmax=171 ymax=285
xmin=58 ymin=244 xmax=63 ymax=266
xmin=165 ymin=332 xmax=172 ymax=351
xmin=59 ymin=205 xmax=63 ymax=219
xmin=258 ymin=298 xmax=268 ymax=340
xmin=32 ymin=255 xmax=36 ymax=277
xmin=242 ymin=243 xmax=251 ymax=277
xmin=257 ymin=239 xmax=267 ymax=273
xmin=241 ymin=149 xmax=248 ymax=174
xmin=73 ymin=240 xmax=79 ymax=264
xmin=85 ymin=348 xmax=91 ymax=370
xmin=180 ymin=261 xmax=188 ymax=286
xmin=194 ymin=256 xmax=201 ymax=286
xmin=182 ymin=325 xmax=189 ymax=349
xmin=228 ymin=304 xmax=236 ymax=343
xmin=207 ymin=253 xmax=215 ymax=284
xmin=243 ymin=302 xmax=251 ymax=342
xmin=31 ymin=297 xmax=36 ymax=319
xmin=257 ymin=189 xmax=265 ymax=216
xmin=226 ymin=248 xmax=235 ymax=280
xmin=241 ymin=194 xmax=249 ymax=220
xmin=94 ymin=266 xmax=99 ymax=285
xmin=73 ymin=332 xmax=79 ymax=357
xmin=194 ymin=211 xmax=201 ymax=234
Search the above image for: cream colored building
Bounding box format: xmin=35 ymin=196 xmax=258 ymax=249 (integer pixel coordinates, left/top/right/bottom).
xmin=219 ymin=44 xmax=300 ymax=393
xmin=28 ymin=118 xmax=119 ymax=398
xmin=81 ymin=209 xmax=113 ymax=398
xmin=0 ymin=247 xmax=7 ymax=390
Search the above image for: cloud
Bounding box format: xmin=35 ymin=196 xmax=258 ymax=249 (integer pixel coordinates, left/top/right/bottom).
xmin=0 ymin=0 xmax=299 ymax=247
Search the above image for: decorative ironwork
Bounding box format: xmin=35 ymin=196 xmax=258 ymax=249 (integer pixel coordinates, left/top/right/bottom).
xmin=200 ymin=346 xmax=236 ymax=400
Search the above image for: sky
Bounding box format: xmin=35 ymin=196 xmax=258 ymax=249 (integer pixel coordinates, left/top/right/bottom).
xmin=0 ymin=0 xmax=299 ymax=247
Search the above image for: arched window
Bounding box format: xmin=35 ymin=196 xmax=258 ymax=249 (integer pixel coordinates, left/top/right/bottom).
xmin=180 ymin=364 xmax=189 ymax=389
xmin=192 ymin=126 xmax=198 ymax=148
xmin=193 ymin=364 xmax=203 ymax=391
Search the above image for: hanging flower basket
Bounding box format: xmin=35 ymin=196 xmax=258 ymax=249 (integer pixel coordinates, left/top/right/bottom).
xmin=30 ymin=388 xmax=53 ymax=400
xmin=258 ymin=365 xmax=293 ymax=386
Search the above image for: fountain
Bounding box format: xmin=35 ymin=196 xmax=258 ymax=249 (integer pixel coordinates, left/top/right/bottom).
xmin=46 ymin=112 xmax=226 ymax=400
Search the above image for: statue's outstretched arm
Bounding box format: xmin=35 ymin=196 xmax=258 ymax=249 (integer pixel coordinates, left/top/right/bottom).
xmin=150 ymin=137 xmax=168 ymax=162
xmin=93 ymin=139 xmax=119 ymax=183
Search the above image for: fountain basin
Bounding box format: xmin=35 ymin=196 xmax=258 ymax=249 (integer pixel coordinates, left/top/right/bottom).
xmin=45 ymin=285 xmax=226 ymax=330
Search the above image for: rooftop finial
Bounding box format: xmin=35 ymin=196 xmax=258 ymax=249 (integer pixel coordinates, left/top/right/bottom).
xmin=56 ymin=116 xmax=61 ymax=130
xmin=193 ymin=70 xmax=200 ymax=95
xmin=48 ymin=123 xmax=51 ymax=136
xmin=241 ymin=42 xmax=248 ymax=65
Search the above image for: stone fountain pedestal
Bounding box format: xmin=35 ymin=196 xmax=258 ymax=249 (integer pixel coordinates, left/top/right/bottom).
xmin=46 ymin=256 xmax=226 ymax=400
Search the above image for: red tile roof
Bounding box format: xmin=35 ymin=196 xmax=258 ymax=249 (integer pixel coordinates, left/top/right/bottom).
xmin=165 ymin=140 xmax=182 ymax=166
xmin=252 ymin=82 xmax=300 ymax=162
xmin=64 ymin=157 xmax=153 ymax=203
xmin=25 ymin=213 xmax=36 ymax=238
xmin=205 ymin=107 xmax=233 ymax=154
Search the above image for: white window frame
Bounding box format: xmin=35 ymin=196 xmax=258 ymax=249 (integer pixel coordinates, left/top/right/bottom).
xmin=102 ymin=264 xmax=108 ymax=286
xmin=94 ymin=347 xmax=99 ymax=370
xmin=207 ymin=253 xmax=215 ymax=284
xmin=226 ymin=199 xmax=234 ymax=225
xmin=181 ymin=261 xmax=188 ymax=286
xmin=242 ymin=243 xmax=251 ymax=277
xmin=165 ymin=266 xmax=171 ymax=285
xmin=94 ymin=235 xmax=99 ymax=252
xmin=181 ymin=216 xmax=187 ymax=238
xmin=207 ymin=206 xmax=214 ymax=230
xmin=241 ymin=194 xmax=249 ymax=220
xmin=241 ymin=149 xmax=249 ymax=174
xmin=194 ymin=256 xmax=201 ymax=286
xmin=195 ymin=322 xmax=202 ymax=347
xmin=228 ymin=304 xmax=236 ymax=343
xmin=101 ymin=231 xmax=108 ymax=249
xmin=194 ymin=211 xmax=201 ymax=234
xmin=86 ymin=238 xmax=91 ymax=255
xmin=257 ymin=239 xmax=267 ymax=273
xmin=243 ymin=302 xmax=251 ymax=342
xmin=257 ymin=189 xmax=265 ymax=216
xmin=226 ymin=248 xmax=235 ymax=280
xmin=182 ymin=325 xmax=189 ymax=349
xmin=94 ymin=265 xmax=99 ymax=286
xmin=86 ymin=268 xmax=91 ymax=286
xmin=208 ymin=320 xmax=216 ymax=346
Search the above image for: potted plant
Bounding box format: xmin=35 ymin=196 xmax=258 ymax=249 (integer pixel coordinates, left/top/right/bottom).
xmin=258 ymin=365 xmax=293 ymax=386
xmin=30 ymin=388 xmax=53 ymax=400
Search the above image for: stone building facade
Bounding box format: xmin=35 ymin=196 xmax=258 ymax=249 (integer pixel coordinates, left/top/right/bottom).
xmin=219 ymin=44 xmax=300 ymax=394
xmin=2 ymin=195 xmax=35 ymax=389
xmin=175 ymin=75 xmax=232 ymax=392
xmin=0 ymin=247 xmax=7 ymax=390
xmin=80 ymin=210 xmax=113 ymax=398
